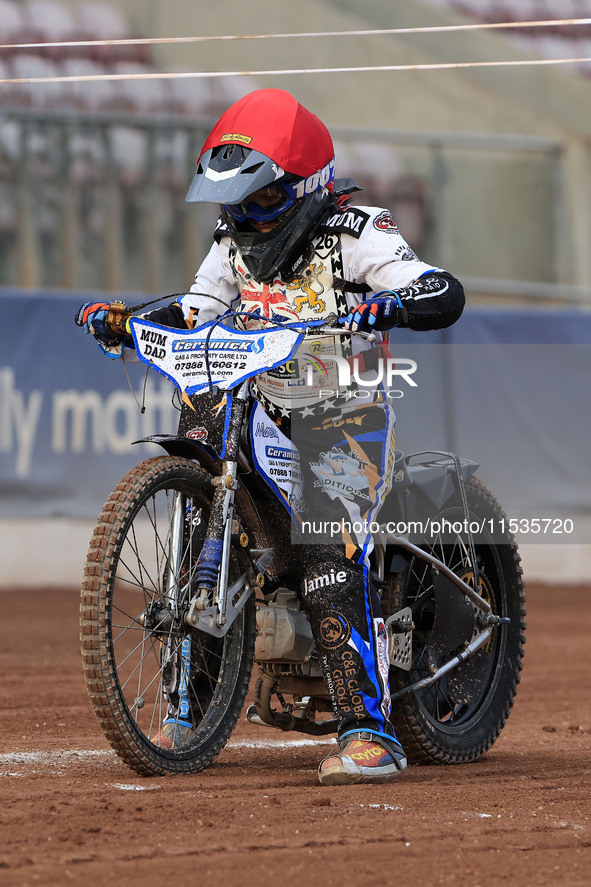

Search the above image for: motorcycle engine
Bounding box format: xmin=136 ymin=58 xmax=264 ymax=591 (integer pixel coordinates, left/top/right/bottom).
xmin=254 ymin=589 xmax=315 ymax=663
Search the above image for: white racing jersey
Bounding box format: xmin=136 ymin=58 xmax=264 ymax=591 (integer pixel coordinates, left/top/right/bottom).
xmin=177 ymin=205 xmax=441 ymax=417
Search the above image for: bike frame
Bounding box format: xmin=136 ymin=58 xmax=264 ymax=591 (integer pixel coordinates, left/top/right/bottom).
xmin=125 ymin=313 xmax=500 ymax=706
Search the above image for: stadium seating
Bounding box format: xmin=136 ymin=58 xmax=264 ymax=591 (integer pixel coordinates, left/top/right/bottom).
xmin=9 ymin=53 xmax=75 ymax=109
xmin=0 ymin=0 xmax=415 ymax=291
xmin=0 ymin=0 xmax=29 ymax=46
xmin=59 ymin=57 xmax=123 ymax=112
xmin=75 ymin=2 xmax=150 ymax=63
xmin=0 ymin=0 xmax=255 ymax=117
xmin=23 ymin=1 xmax=79 ymax=59
xmin=426 ymin=0 xmax=591 ymax=77
xmin=163 ymin=70 xmax=217 ymax=118
xmin=110 ymin=61 xmax=170 ymax=115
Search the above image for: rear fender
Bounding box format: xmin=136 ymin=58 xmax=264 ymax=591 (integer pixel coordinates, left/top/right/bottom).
xmin=405 ymin=451 xmax=479 ymax=513
xmin=384 ymin=452 xmax=481 ymax=573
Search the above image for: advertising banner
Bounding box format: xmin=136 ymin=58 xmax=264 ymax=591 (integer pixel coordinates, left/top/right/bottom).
xmin=1 ymin=290 xmax=590 ymax=542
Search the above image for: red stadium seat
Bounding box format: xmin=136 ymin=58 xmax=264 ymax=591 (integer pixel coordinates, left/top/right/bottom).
xmin=75 ymin=2 xmax=150 ymax=64
xmin=59 ymin=57 xmax=130 ymax=113
xmin=22 ymin=1 xmax=79 ymax=60
xmin=110 ymin=61 xmax=168 ymax=115
xmin=161 ymin=68 xmax=216 ymax=118
xmin=109 ymin=125 xmax=148 ymax=187
xmin=0 ymin=56 xmax=33 ymax=108
xmin=9 ymin=53 xmax=76 ymax=109
xmin=0 ymin=0 xmax=29 ymax=45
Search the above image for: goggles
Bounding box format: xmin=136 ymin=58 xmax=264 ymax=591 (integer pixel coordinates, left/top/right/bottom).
xmin=224 ymin=184 xmax=297 ymax=224
xmin=224 ymin=159 xmax=335 ymax=223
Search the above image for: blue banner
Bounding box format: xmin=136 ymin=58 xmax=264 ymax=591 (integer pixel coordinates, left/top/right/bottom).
xmin=0 ymin=289 xmax=180 ymax=518
xmin=1 ymin=289 xmax=591 ymax=536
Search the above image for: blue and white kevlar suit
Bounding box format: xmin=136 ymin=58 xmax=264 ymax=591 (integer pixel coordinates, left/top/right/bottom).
xmin=150 ymin=197 xmax=464 ymax=744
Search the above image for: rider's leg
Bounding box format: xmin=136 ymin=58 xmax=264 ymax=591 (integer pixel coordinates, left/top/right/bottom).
xmin=297 ymin=542 xmax=407 ymax=784
xmin=299 ymin=543 xmax=393 ymax=737
xmin=294 ymin=399 xmax=407 ymax=784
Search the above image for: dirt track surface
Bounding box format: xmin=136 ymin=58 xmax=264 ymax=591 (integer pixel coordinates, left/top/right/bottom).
xmin=1 ymin=584 xmax=590 ymax=887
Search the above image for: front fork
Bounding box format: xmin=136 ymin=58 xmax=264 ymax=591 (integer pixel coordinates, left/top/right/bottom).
xmin=158 ymin=387 xmax=248 ymax=708
xmin=182 ymin=383 xmax=249 ymax=634
xmin=186 ymin=465 xmax=239 ymax=622
xmin=164 ymin=491 xmax=186 ymax=620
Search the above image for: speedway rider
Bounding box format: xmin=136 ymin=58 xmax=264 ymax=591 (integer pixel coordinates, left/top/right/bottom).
xmin=77 ymin=89 xmax=465 ymax=786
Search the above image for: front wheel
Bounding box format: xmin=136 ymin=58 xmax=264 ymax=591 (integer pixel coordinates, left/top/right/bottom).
xmin=80 ymin=456 xmax=256 ymax=776
xmin=387 ymin=476 xmax=526 ymax=765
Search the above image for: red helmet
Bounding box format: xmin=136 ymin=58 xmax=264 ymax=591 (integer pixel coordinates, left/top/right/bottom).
xmin=186 ymin=89 xmax=336 ymax=282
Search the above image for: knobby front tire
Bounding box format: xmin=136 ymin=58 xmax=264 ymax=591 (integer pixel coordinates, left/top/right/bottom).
xmin=80 ymin=456 xmax=256 ymax=776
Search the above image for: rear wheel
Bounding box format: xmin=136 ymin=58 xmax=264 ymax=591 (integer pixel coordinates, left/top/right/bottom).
xmin=80 ymin=456 xmax=256 ymax=776
xmin=387 ymin=477 xmax=526 ymax=764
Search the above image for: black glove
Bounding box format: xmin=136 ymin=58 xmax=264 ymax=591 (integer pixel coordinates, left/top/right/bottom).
xmin=343 ymin=293 xmax=408 ymax=332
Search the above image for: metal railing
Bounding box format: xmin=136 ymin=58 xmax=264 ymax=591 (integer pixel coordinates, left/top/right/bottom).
xmin=0 ymin=107 xmax=588 ymax=306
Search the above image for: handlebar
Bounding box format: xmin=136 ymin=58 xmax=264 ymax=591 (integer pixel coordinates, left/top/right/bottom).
xmin=312 ymin=314 xmax=376 ymax=342
xmin=105 ymin=301 xmax=134 ymax=336
xmin=104 ymin=304 xmax=376 ymax=342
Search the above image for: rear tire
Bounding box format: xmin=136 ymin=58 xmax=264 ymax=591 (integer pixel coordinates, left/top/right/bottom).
xmin=387 ymin=477 xmax=526 ymax=764
xmin=80 ymin=456 xmax=256 ymax=776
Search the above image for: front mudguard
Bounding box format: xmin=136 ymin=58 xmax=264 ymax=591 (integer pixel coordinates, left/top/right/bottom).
xmin=133 ymin=433 xmax=222 ymax=477
xmin=133 ymin=434 xmax=268 ymax=551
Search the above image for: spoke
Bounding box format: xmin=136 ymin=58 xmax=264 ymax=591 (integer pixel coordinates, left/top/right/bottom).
xmin=196 ymin=638 xmax=224 ymax=669
xmin=130 ymin=628 xmax=167 ymax=728
xmin=433 ymin=678 xmax=455 ymax=721
xmin=185 ymin=640 xmax=224 ymax=723
xmin=118 ymin=522 xmax=160 ymax=599
xmin=407 ymin=531 xmax=491 ymax=727
xmin=110 ymin=608 xmax=152 ymax=644
xmin=135 ymin=626 xmax=148 ymax=720
xmin=114 ymin=622 xmax=170 ymax=673
xmin=149 ymin=677 xmax=164 ymax=743
xmin=141 ymin=493 xmax=175 ymax=589
xmin=117 ymin=634 xmax=162 ymax=693
xmin=88 ymin=468 xmax=252 ymax=758
xmin=122 ymin=634 xmax=182 ymax=700
xmin=115 ymin=555 xmax=159 ymax=601
xmin=413 ymin=644 xmax=430 ymax=671
xmin=115 ymin=501 xmax=166 ymax=598
xmin=193 ymin=647 xmax=220 ymax=697
xmin=111 ymin=621 xmax=156 ymax=632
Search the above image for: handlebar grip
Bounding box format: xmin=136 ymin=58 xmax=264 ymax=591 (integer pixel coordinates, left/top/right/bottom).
xmin=106 ymin=301 xmax=133 ymax=336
